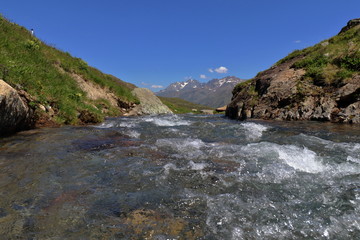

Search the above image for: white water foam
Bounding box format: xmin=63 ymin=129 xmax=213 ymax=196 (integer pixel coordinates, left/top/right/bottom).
xmin=95 ymin=120 xmax=137 ymax=128
xmin=241 ymin=122 xmax=269 ymax=140
xmin=189 ymin=161 xmax=207 ymax=171
xmin=347 ymin=156 xmax=360 ymax=164
xmin=256 ymin=163 xmax=297 ymax=183
xmin=124 ymin=130 xmax=140 ymax=139
xmin=163 ymin=163 xmax=179 ymax=176
xmin=338 ymin=143 xmax=360 ymax=161
xmin=238 ymin=142 xmax=327 ymax=174
xmin=95 ymin=121 xmax=116 ymax=128
xmin=156 ymin=138 xmax=207 ymax=161
xmin=275 ymin=145 xmax=326 ymax=173
xmin=144 ymin=115 xmax=191 ymax=127
xmin=156 ymin=138 xmax=205 ymax=151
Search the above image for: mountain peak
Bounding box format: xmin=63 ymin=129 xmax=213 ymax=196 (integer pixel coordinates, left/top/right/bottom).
xmin=160 ymin=79 xmax=201 ymax=92
xmin=157 ymin=76 xmax=245 ymax=107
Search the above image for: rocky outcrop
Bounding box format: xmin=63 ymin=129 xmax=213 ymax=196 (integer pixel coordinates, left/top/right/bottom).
xmin=0 ymin=80 xmax=34 ymax=135
xmin=126 ymin=88 xmax=173 ymax=116
xmin=226 ymin=19 xmax=360 ymax=124
xmin=339 ymin=18 xmax=360 ymax=34
xmin=226 ymin=60 xmax=360 ymax=123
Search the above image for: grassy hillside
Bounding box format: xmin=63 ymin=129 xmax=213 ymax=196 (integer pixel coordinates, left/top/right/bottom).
xmin=0 ymin=15 xmax=137 ymax=124
xmin=233 ymin=23 xmax=360 ymax=95
xmin=158 ymin=96 xmax=212 ymax=114
xmin=228 ymin=20 xmax=360 ymax=123
xmin=275 ymin=24 xmax=360 ymax=88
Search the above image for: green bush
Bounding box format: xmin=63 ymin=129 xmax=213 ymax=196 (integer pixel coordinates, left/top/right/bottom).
xmin=292 ymin=54 xmax=329 ymax=69
xmin=24 ymin=39 xmax=41 ymax=50
xmin=333 ymin=55 xmax=360 ymax=71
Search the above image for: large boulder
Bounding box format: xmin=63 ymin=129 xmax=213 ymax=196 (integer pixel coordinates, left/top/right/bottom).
xmin=0 ymin=80 xmax=33 ymax=135
xmin=126 ymin=88 xmax=173 ymax=116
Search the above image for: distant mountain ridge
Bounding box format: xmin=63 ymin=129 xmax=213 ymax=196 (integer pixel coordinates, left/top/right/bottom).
xmin=156 ymin=76 xmax=245 ymax=108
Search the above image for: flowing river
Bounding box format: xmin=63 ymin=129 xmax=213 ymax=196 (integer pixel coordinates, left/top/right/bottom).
xmin=0 ymin=114 xmax=360 ymax=239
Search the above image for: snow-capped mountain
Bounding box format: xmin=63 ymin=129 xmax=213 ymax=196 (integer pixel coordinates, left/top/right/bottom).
xmin=156 ymin=76 xmax=245 ymax=108
xmin=163 ymin=79 xmax=201 ymax=92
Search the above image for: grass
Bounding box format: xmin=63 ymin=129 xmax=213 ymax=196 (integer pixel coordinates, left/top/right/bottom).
xmin=158 ymin=96 xmax=212 ymax=114
xmin=289 ymin=25 xmax=360 ymax=87
xmin=232 ymin=79 xmax=253 ymax=95
xmin=0 ymin=15 xmax=137 ymax=124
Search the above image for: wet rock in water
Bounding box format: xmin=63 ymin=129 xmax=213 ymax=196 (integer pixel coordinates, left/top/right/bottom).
xmin=0 ymin=208 xmax=7 ymax=218
xmin=72 ymin=132 xmax=141 ymax=151
xmin=211 ymin=158 xmax=240 ymax=173
xmin=11 ymin=203 xmax=26 ymax=211
xmin=121 ymin=209 xmax=204 ymax=239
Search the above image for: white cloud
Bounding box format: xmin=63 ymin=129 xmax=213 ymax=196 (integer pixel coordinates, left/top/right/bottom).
xmin=200 ymin=74 xmax=207 ymax=79
xmin=208 ymin=68 xmax=214 ymax=73
xmin=214 ymin=66 xmax=228 ymax=74
xmin=151 ymin=85 xmax=164 ymax=89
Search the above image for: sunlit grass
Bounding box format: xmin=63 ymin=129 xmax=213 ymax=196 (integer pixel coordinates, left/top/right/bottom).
xmin=0 ymin=15 xmax=137 ymax=124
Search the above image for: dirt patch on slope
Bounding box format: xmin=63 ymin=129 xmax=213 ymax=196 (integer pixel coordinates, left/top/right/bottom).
xmin=70 ymin=73 xmax=119 ymax=106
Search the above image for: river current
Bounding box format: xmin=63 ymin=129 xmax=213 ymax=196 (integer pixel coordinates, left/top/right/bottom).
xmin=0 ymin=114 xmax=360 ymax=239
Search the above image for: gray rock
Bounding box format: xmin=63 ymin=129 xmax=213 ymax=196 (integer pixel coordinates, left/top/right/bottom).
xmin=126 ymin=88 xmax=173 ymax=116
xmin=342 ymin=102 xmax=360 ymax=123
xmin=0 ymin=80 xmax=34 ymax=135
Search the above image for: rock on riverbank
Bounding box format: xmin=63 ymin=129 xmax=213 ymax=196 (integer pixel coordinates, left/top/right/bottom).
xmin=0 ymin=80 xmax=34 ymax=135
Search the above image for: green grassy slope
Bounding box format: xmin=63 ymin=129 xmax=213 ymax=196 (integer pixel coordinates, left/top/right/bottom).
xmin=276 ymin=24 xmax=360 ymax=87
xmin=158 ymin=96 xmax=212 ymax=114
xmin=228 ymin=21 xmax=360 ymax=123
xmin=233 ymin=24 xmax=360 ymax=95
xmin=0 ymin=15 xmax=137 ymax=124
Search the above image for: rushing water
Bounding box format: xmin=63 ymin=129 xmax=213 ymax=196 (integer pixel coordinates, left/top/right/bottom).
xmin=0 ymin=114 xmax=360 ymax=239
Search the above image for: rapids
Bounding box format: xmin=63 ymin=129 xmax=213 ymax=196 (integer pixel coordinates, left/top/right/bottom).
xmin=0 ymin=114 xmax=359 ymax=239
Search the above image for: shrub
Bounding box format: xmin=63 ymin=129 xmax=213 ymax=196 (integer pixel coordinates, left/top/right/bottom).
xmin=292 ymin=54 xmax=329 ymax=69
xmin=333 ymin=55 xmax=360 ymax=71
xmin=24 ymin=39 xmax=41 ymax=50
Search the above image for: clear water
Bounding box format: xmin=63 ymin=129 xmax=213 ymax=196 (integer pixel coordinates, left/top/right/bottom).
xmin=0 ymin=114 xmax=360 ymax=239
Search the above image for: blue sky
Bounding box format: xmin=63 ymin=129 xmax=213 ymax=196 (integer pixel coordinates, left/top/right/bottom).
xmin=2 ymin=0 xmax=360 ymax=91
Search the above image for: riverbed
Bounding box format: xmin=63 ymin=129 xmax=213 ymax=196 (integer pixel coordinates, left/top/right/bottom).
xmin=0 ymin=114 xmax=359 ymax=239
